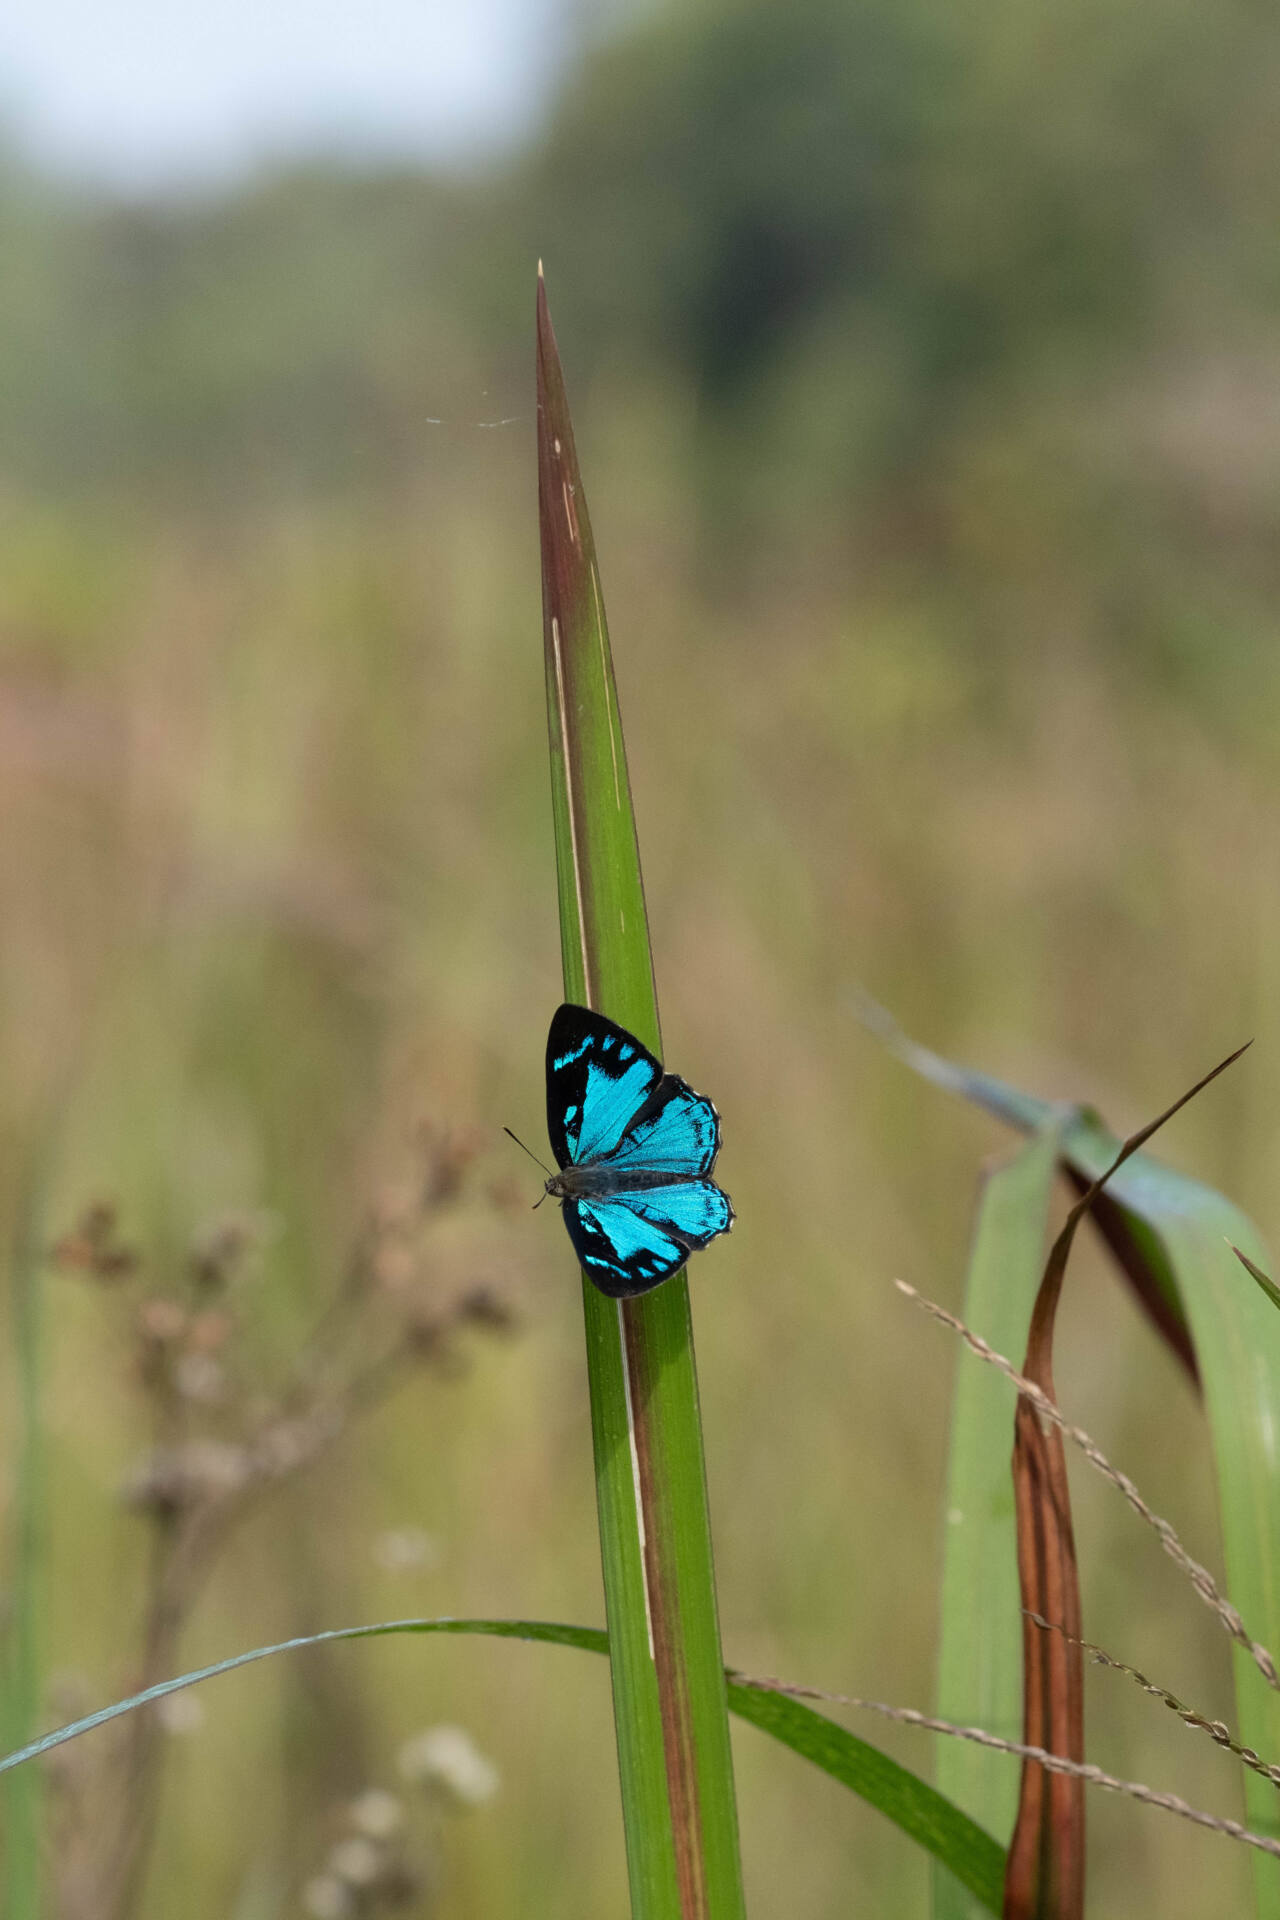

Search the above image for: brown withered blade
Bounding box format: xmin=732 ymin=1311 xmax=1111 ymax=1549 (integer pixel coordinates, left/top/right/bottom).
xmin=1003 ymin=1044 xmax=1248 ymax=1920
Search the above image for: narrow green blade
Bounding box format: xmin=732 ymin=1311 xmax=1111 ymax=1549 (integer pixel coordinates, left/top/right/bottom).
xmin=0 ymin=1617 xmax=1003 ymax=1910
xmin=726 ymin=1683 xmax=1003 ymax=1913
xmin=933 ymin=1126 xmax=1061 ymax=1919
xmin=537 ymin=271 xmax=744 ymax=1918
xmin=1 ymin=1139 xmax=54 ymax=1919
xmin=1233 ymin=1247 xmax=1280 ymax=1318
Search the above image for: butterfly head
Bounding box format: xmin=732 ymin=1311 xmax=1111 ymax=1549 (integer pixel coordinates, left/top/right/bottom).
xmin=543 ymin=1169 xmax=573 ymax=1203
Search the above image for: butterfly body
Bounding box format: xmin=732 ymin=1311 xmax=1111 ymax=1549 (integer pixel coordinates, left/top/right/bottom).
xmin=548 ymin=1161 xmax=696 ymax=1198
xmin=544 ymin=1003 xmax=733 ymax=1298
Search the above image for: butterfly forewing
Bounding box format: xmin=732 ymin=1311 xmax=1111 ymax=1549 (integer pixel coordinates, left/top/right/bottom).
xmin=546 ymin=1004 xmax=663 ymax=1170
xmin=602 ymin=1075 xmax=720 ymax=1177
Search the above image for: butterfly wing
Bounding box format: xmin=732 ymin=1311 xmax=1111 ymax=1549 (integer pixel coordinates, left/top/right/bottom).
xmin=605 ymin=1075 xmax=721 ymax=1179
xmin=561 ymin=1181 xmax=734 ymax=1299
xmin=546 ymin=1003 xmax=663 ymax=1170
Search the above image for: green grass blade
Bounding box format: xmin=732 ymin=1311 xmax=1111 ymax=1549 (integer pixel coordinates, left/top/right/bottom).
xmin=0 ymin=1618 xmax=1004 ymax=1909
xmin=870 ymin=1012 xmax=1280 ymax=1917
xmin=932 ymin=1126 xmax=1061 ymax=1919
xmin=0 ymin=1619 xmax=608 ymax=1774
xmin=2 ymin=1143 xmax=53 ymax=1918
xmin=536 ymin=270 xmax=744 ymax=1918
xmin=1231 ymin=1247 xmax=1280 ymax=1317
xmin=726 ymin=1682 xmax=1003 ymax=1916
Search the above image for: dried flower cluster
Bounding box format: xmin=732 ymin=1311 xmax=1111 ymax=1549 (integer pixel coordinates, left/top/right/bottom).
xmin=43 ymin=1124 xmax=518 ymax=1920
xmin=299 ymin=1727 xmax=500 ymax=1920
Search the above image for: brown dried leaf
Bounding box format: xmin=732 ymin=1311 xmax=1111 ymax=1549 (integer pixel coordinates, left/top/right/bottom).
xmin=1003 ymin=1045 xmax=1247 ymax=1919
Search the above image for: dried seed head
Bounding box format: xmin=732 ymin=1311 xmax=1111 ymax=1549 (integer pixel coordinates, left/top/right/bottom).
xmin=456 ymin=1284 xmax=515 ymax=1333
xmin=137 ymin=1297 xmax=188 ymax=1345
xmin=188 ymin=1211 xmax=274 ymax=1292
xmin=122 ymin=1440 xmax=249 ymax=1516
xmin=186 ymin=1308 xmax=234 ymax=1353
xmin=50 ymin=1201 xmax=138 ymax=1282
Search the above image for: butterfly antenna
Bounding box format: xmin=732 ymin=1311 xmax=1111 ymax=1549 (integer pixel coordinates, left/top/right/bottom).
xmin=503 ymin=1127 xmax=554 ymax=1180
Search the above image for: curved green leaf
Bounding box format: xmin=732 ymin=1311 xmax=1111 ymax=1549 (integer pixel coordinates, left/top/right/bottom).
xmin=0 ymin=1617 xmax=1002 ymax=1909
xmin=726 ymin=1680 xmax=1003 ymax=1913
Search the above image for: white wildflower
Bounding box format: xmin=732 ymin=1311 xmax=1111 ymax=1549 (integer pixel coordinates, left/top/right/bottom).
xmin=398 ymin=1724 xmax=499 ymax=1807
xmin=347 ymin=1787 xmax=404 ymax=1839
xmin=372 ymin=1527 xmax=439 ymax=1574
xmin=301 ymin=1874 xmax=354 ymax=1920
xmin=328 ymin=1835 xmax=384 ymax=1886
xmin=155 ymin=1691 xmax=204 ymax=1734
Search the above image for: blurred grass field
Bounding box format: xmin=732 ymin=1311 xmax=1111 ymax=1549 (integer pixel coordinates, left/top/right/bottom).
xmin=5 ymin=0 xmax=1280 ymax=1912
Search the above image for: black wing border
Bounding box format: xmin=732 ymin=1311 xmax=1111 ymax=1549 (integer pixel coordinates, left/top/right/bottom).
xmin=560 ymin=1195 xmax=690 ymax=1299
xmin=544 ymin=1002 xmax=664 ymax=1171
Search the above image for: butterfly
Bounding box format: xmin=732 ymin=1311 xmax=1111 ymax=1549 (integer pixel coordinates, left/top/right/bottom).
xmin=541 ymin=1002 xmax=734 ymax=1298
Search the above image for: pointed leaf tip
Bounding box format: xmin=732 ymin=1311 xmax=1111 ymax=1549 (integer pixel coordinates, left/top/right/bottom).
xmin=1231 ymin=1243 xmax=1280 ymax=1314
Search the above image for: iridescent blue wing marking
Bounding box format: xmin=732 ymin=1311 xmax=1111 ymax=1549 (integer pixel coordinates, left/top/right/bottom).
xmin=546 ymin=1004 xmax=662 ymax=1169
xmin=562 ymin=1182 xmax=735 ymax=1299
xmin=603 ymin=1076 xmax=720 ymax=1177
xmin=560 ymin=1197 xmax=686 ymax=1297
xmin=621 ymin=1181 xmax=734 ymax=1242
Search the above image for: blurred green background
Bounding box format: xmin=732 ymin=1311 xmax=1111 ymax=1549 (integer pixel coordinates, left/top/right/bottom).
xmin=3 ymin=0 xmax=1280 ymax=1912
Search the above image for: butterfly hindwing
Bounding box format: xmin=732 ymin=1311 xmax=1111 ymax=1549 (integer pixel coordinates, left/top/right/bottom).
xmin=546 ymin=1003 xmax=663 ymax=1170
xmin=616 ymin=1179 xmax=734 ymax=1243
xmin=561 ymin=1181 xmax=734 ymax=1298
xmin=560 ymin=1196 xmax=687 ymax=1297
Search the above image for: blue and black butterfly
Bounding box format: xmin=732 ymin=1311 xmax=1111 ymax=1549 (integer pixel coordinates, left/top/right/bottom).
xmin=541 ymin=1002 xmax=733 ymax=1298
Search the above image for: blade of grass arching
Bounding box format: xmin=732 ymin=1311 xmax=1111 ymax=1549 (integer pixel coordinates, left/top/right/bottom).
xmin=536 ymin=269 xmax=745 ymax=1920
xmin=1 ymin=1136 xmax=55 ymax=1918
xmin=725 ymin=1683 xmax=1003 ymax=1914
xmin=865 ymin=1004 xmax=1280 ymax=1917
xmin=933 ymin=1125 xmax=1061 ymax=1920
xmin=0 ymin=1617 xmax=1004 ymax=1912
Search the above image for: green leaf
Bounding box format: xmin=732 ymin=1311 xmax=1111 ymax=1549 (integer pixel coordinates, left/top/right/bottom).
xmin=726 ymin=1681 xmax=1003 ymax=1914
xmin=933 ymin=1126 xmax=1061 ymax=1919
xmin=537 ymin=271 xmax=744 ymax=1918
xmin=867 ymin=1005 xmax=1280 ymax=1917
xmin=0 ymin=1617 xmax=1003 ymax=1911
xmin=1232 ymin=1246 xmax=1280 ymax=1317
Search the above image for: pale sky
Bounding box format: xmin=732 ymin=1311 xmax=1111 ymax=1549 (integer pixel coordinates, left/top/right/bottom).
xmin=0 ymin=0 xmax=574 ymax=191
